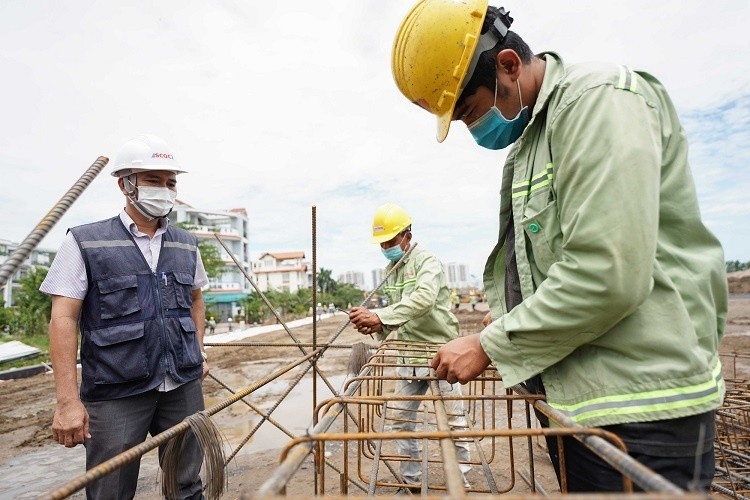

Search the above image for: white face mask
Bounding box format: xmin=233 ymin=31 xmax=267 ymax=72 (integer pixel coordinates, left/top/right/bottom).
xmin=133 ymin=186 xmax=176 ymax=218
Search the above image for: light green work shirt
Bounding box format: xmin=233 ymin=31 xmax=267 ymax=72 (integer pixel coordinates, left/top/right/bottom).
xmin=375 ymin=246 xmax=459 ymax=362
xmin=479 ymin=53 xmax=727 ymax=427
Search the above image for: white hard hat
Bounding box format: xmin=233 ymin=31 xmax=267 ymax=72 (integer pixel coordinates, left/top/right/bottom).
xmin=110 ymin=134 xmax=187 ymax=177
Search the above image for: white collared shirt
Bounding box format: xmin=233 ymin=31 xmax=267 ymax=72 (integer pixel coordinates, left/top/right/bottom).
xmin=40 ymin=210 xmax=208 ymax=299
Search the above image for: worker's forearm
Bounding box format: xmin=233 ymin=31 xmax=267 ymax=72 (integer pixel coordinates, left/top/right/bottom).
xmin=49 ymin=317 xmax=81 ymax=403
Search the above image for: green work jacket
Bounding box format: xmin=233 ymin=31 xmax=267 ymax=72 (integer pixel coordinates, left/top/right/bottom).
xmin=480 ymin=53 xmax=727 ymax=427
xmin=376 ymin=246 xmax=459 ymax=362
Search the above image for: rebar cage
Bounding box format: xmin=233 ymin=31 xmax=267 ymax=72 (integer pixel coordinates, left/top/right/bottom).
xmin=254 ymin=340 xmax=695 ymax=498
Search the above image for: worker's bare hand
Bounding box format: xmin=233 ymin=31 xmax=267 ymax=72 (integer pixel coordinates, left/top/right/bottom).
xmin=202 ymin=361 xmax=210 ymax=380
xmin=52 ymin=399 xmax=90 ymax=448
xmin=432 ymin=334 xmax=491 ymax=385
xmin=349 ymin=307 xmax=383 ymax=335
xmin=482 ymin=312 xmax=492 ymax=327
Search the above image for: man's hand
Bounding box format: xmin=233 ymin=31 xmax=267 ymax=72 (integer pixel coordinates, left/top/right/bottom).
xmin=482 ymin=312 xmax=492 ymax=327
xmin=52 ymin=398 xmax=90 ymax=448
xmin=349 ymin=306 xmax=383 ymax=336
xmin=202 ymin=361 xmax=210 ymax=380
xmin=432 ymin=334 xmax=492 ymax=384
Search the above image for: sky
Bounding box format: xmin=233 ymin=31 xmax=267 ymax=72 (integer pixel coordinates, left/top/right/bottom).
xmin=1 ymin=1 xmax=749 ymax=287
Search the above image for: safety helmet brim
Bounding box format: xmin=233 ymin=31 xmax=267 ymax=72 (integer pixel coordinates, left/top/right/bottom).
xmin=392 ymin=0 xmax=488 ymax=143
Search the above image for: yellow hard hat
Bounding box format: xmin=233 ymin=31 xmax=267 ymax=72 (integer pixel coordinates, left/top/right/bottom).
xmin=372 ymin=204 xmax=412 ymax=244
xmin=392 ymin=0 xmax=488 ymax=142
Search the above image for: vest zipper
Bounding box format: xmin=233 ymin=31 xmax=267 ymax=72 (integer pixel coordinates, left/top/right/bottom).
xmin=154 ymin=272 xmax=171 ymax=376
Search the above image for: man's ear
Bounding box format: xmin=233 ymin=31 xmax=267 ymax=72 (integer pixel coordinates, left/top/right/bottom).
xmin=495 ymin=49 xmax=522 ymax=80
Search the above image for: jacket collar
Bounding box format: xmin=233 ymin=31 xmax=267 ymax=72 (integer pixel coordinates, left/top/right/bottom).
xmin=531 ymin=52 xmax=566 ymax=120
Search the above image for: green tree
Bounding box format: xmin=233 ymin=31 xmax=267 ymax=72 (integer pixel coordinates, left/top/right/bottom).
xmin=14 ymin=267 xmax=52 ymax=337
xmin=174 ymin=222 xmax=225 ymax=279
xmin=0 ymin=297 xmax=15 ymax=335
xmin=198 ymin=241 xmax=224 ymax=279
xmin=727 ymin=261 xmax=750 ymax=273
xmin=317 ymin=268 xmax=336 ymax=294
xmin=332 ymin=282 xmax=366 ymax=309
xmin=242 ymin=294 xmax=265 ymax=324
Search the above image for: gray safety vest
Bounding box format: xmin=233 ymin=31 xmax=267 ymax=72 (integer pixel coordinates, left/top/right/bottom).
xmin=70 ymin=217 xmax=201 ymax=401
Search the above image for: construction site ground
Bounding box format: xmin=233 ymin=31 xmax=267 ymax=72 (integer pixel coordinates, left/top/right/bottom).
xmin=1 ymin=298 xmax=749 ymax=498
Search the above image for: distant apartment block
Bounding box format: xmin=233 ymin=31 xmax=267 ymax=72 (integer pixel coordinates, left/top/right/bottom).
xmin=371 ymin=268 xmax=384 ymax=291
xmin=169 ymin=201 xmax=251 ymax=319
xmin=444 ymin=262 xmax=471 ymax=290
xmin=0 ymin=238 xmax=56 ymax=307
xmin=253 ymin=251 xmax=309 ymax=293
xmin=338 ymin=270 xmax=366 ymax=290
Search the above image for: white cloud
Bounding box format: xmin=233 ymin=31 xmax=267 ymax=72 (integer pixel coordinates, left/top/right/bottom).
xmin=1 ymin=0 xmax=749 ymax=282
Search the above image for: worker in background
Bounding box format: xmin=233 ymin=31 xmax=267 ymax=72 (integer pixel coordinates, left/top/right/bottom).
xmin=40 ymin=134 xmax=208 ymax=498
xmin=449 ymin=289 xmax=460 ymax=312
xmin=349 ymin=203 xmax=471 ymax=491
xmin=391 ymin=0 xmax=726 ymax=492
xmin=207 ymin=316 xmax=216 ymax=335
xmin=469 ymin=291 xmax=477 ymax=312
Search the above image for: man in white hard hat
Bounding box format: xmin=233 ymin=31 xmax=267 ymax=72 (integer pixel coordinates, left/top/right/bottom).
xmin=40 ymin=134 xmax=209 ymax=499
xmin=349 ymin=203 xmax=471 ymax=492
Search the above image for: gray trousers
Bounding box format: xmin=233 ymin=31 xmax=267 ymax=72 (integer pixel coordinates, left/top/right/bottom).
xmin=390 ymin=367 xmax=471 ymax=484
xmin=83 ymin=378 xmax=205 ymax=500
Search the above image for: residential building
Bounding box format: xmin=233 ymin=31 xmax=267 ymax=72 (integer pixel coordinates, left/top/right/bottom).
xmin=0 ymin=239 xmax=56 ymax=307
xmin=371 ymin=268 xmax=384 ymax=291
xmin=338 ymin=270 xmax=366 ymax=290
xmin=444 ymin=262 xmax=471 ymax=290
xmin=253 ymin=251 xmax=308 ymax=293
xmin=169 ymin=201 xmax=251 ymax=320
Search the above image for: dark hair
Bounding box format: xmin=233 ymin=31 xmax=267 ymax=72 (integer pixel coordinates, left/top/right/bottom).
xmin=457 ymin=6 xmax=534 ymax=106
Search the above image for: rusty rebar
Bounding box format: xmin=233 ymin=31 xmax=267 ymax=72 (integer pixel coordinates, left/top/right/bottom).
xmin=428 ymin=376 xmax=467 ymax=498
xmin=41 ymin=349 xmax=321 ymax=499
xmin=0 ymin=156 xmax=108 ymax=288
xmin=513 ymin=383 xmax=683 ymax=493
xmin=253 ymin=362 xmax=374 ymax=497
xmin=311 ymin=205 xmax=318 ymax=496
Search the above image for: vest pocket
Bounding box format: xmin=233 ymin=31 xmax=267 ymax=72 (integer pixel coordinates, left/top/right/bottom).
xmin=177 ymin=316 xmax=202 ymax=368
xmin=173 ymin=272 xmax=194 ymax=309
xmin=97 ymin=276 xmax=140 ymax=319
xmin=521 ymin=200 xmax=562 ymax=275
xmin=161 ymin=272 xmax=194 ymax=310
xmin=89 ymin=322 xmax=148 ymax=384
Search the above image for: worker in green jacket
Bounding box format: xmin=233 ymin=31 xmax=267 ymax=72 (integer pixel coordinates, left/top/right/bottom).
xmin=349 ymin=203 xmax=471 ymax=491
xmin=391 ymin=0 xmax=726 ymax=492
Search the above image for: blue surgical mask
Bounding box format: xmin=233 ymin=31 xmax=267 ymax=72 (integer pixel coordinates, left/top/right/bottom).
xmin=381 ymin=245 xmax=404 ymax=262
xmin=468 ymin=79 xmax=529 ymax=150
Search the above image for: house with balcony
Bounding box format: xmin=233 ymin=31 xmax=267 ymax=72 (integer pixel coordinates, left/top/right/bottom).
xmin=169 ymin=201 xmax=251 ymax=320
xmin=253 ymin=251 xmax=308 ymax=293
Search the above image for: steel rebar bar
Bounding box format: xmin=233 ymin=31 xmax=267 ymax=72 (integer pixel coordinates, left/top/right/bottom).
xmin=0 ymin=156 xmax=108 ymax=288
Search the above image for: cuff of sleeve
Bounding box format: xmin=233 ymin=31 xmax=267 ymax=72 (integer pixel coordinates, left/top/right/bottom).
xmin=479 ymin=323 xmax=528 ymax=388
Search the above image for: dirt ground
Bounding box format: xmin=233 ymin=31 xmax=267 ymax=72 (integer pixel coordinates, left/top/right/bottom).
xmin=1 ymin=298 xmax=748 ymax=498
